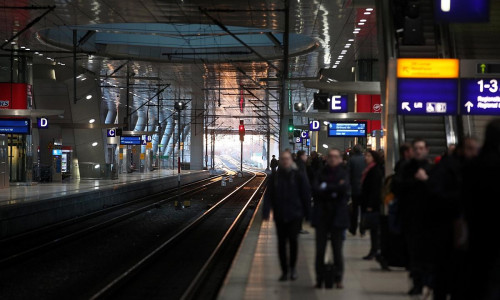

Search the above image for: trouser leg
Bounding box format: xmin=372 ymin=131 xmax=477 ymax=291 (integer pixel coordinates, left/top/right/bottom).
xmin=350 ymin=195 xmax=361 ymax=234
xmin=275 ymin=221 xmax=288 ymax=274
xmin=406 ymin=232 xmax=423 ymax=290
xmin=369 ymin=223 xmax=380 ymax=255
xmin=315 ymin=226 xmax=327 ymax=282
xmin=288 ymin=219 xmax=301 ymax=270
xmin=331 ymin=228 xmax=345 ymax=283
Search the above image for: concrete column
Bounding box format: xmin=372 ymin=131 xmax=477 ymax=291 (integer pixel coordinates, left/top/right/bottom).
xmin=189 ymin=66 xmax=205 ymax=170
xmin=189 ymin=96 xmax=204 ymax=170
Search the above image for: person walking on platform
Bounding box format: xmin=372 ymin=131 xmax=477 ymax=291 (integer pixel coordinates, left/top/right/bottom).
xmin=461 ymin=119 xmax=500 ymax=300
xmin=392 ymin=138 xmax=434 ymax=296
xmin=428 ymin=137 xmax=479 ymax=300
xmin=270 ymin=155 xmax=279 ymax=173
xmin=347 ymin=145 xmax=366 ymax=236
xmin=263 ymin=150 xmax=311 ymax=281
xmin=312 ymin=148 xmax=350 ymax=289
xmin=360 ymin=150 xmax=384 ymax=260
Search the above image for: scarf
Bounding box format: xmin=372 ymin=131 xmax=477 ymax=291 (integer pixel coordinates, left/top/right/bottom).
xmin=361 ymin=162 xmax=376 ymax=184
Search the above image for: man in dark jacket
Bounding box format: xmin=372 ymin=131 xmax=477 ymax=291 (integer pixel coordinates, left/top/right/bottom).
xmin=263 ymin=150 xmax=311 ymax=281
xmin=428 ymin=137 xmax=479 ymax=300
xmin=461 ymin=120 xmax=500 ymax=300
xmin=312 ymin=148 xmax=350 ymax=289
xmin=392 ymin=138 xmax=433 ymax=296
xmin=347 ymin=144 xmax=366 ymax=236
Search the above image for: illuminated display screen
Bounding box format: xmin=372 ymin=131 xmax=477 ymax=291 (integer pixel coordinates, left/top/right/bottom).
xmin=397 ymin=59 xmax=459 ymax=78
xmin=120 ymin=136 xmax=142 ymax=145
xmin=328 ymin=122 xmax=367 ymax=137
xmin=0 ymin=118 xmax=30 ymax=134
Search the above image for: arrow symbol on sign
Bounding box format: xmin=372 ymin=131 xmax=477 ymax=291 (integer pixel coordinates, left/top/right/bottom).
xmin=465 ymin=101 xmax=474 ymax=113
xmin=480 ymin=63 xmax=486 ymax=74
xmin=402 ymin=102 xmax=411 ymax=111
xmin=403 ymin=67 xmax=409 ymax=73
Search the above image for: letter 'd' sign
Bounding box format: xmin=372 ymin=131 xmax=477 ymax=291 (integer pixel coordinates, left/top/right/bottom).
xmin=309 ymin=120 xmax=320 ymax=131
xmin=37 ymin=117 xmax=48 ymax=129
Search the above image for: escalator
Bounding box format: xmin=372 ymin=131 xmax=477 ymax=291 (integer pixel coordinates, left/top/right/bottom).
xmin=397 ymin=0 xmax=452 ymax=158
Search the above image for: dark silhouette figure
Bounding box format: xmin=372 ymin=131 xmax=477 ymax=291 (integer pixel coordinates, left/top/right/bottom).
xmin=392 ymin=138 xmax=433 ymax=296
xmin=270 ymin=155 xmax=278 ymax=173
xmin=461 ymin=119 xmax=500 ymax=300
xmin=263 ymin=150 xmax=311 ymax=281
xmin=360 ymin=150 xmax=384 ymax=260
xmin=312 ymin=148 xmax=350 ymax=289
xmin=429 ymin=137 xmax=479 ymax=300
xmin=347 ymin=145 xmax=366 ymax=236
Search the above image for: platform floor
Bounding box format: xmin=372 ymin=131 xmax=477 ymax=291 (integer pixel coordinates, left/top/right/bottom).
xmin=0 ymin=170 xmax=201 ymax=206
xmin=220 ymin=216 xmax=412 ymax=300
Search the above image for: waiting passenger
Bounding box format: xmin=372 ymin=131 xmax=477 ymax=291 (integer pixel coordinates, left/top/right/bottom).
xmin=461 ymin=119 xmax=500 ymax=300
xmin=295 ymin=150 xmax=310 ymax=235
xmin=263 ymin=150 xmax=311 ymax=281
xmin=295 ymin=150 xmax=308 ymax=176
xmin=394 ymin=142 xmax=413 ymax=173
xmin=270 ymin=155 xmax=278 ymax=173
xmin=392 ymin=138 xmax=434 ymax=296
xmin=428 ymin=137 xmax=479 ymax=300
xmin=312 ymin=148 xmax=350 ymax=289
xmin=347 ymin=144 xmax=366 ymax=236
xmin=360 ymin=150 xmax=384 ymax=260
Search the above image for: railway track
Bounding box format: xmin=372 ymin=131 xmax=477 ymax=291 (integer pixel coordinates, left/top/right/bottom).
xmin=0 ymin=172 xmax=228 ymax=267
xmin=90 ymin=171 xmax=267 ymax=300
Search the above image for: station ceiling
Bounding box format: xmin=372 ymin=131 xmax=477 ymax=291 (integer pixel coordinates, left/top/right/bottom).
xmin=0 ymin=0 xmax=378 ymax=136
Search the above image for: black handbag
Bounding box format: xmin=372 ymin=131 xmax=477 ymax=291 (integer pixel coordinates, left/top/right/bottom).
xmin=361 ymin=211 xmax=380 ymax=231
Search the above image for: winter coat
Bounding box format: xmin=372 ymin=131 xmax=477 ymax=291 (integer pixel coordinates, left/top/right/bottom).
xmin=312 ymin=165 xmax=350 ymax=229
xmin=263 ymin=167 xmax=311 ymax=223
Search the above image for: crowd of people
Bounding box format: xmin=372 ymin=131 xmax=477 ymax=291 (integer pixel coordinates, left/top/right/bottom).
xmin=263 ymin=119 xmax=500 ymax=300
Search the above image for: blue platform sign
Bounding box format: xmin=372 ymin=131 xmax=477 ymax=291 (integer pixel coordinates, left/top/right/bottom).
xmin=37 ymin=117 xmax=49 ymax=129
xmin=120 ymin=136 xmax=141 ymax=145
xmin=328 ymin=122 xmax=367 ymax=137
xmin=295 ymin=137 xmax=302 ymax=144
xmin=0 ymin=118 xmax=30 ymax=134
xmin=107 ymin=129 xmax=116 ymax=137
xmin=461 ymin=78 xmax=500 ymax=115
xmin=329 ymin=95 xmax=348 ymax=113
xmin=300 ymin=131 xmax=309 ymax=139
xmin=435 ymin=0 xmax=489 ymax=23
xmin=397 ymin=78 xmax=458 ymax=115
xmin=309 ymin=120 xmax=320 ymax=131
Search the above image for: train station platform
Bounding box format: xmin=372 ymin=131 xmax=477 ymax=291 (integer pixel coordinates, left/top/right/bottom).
xmin=219 ymin=205 xmax=410 ymax=300
xmin=0 ymin=170 xmax=211 ymax=238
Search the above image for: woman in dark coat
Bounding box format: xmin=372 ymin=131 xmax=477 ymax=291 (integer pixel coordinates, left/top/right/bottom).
xmin=360 ymin=150 xmax=384 ymax=260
